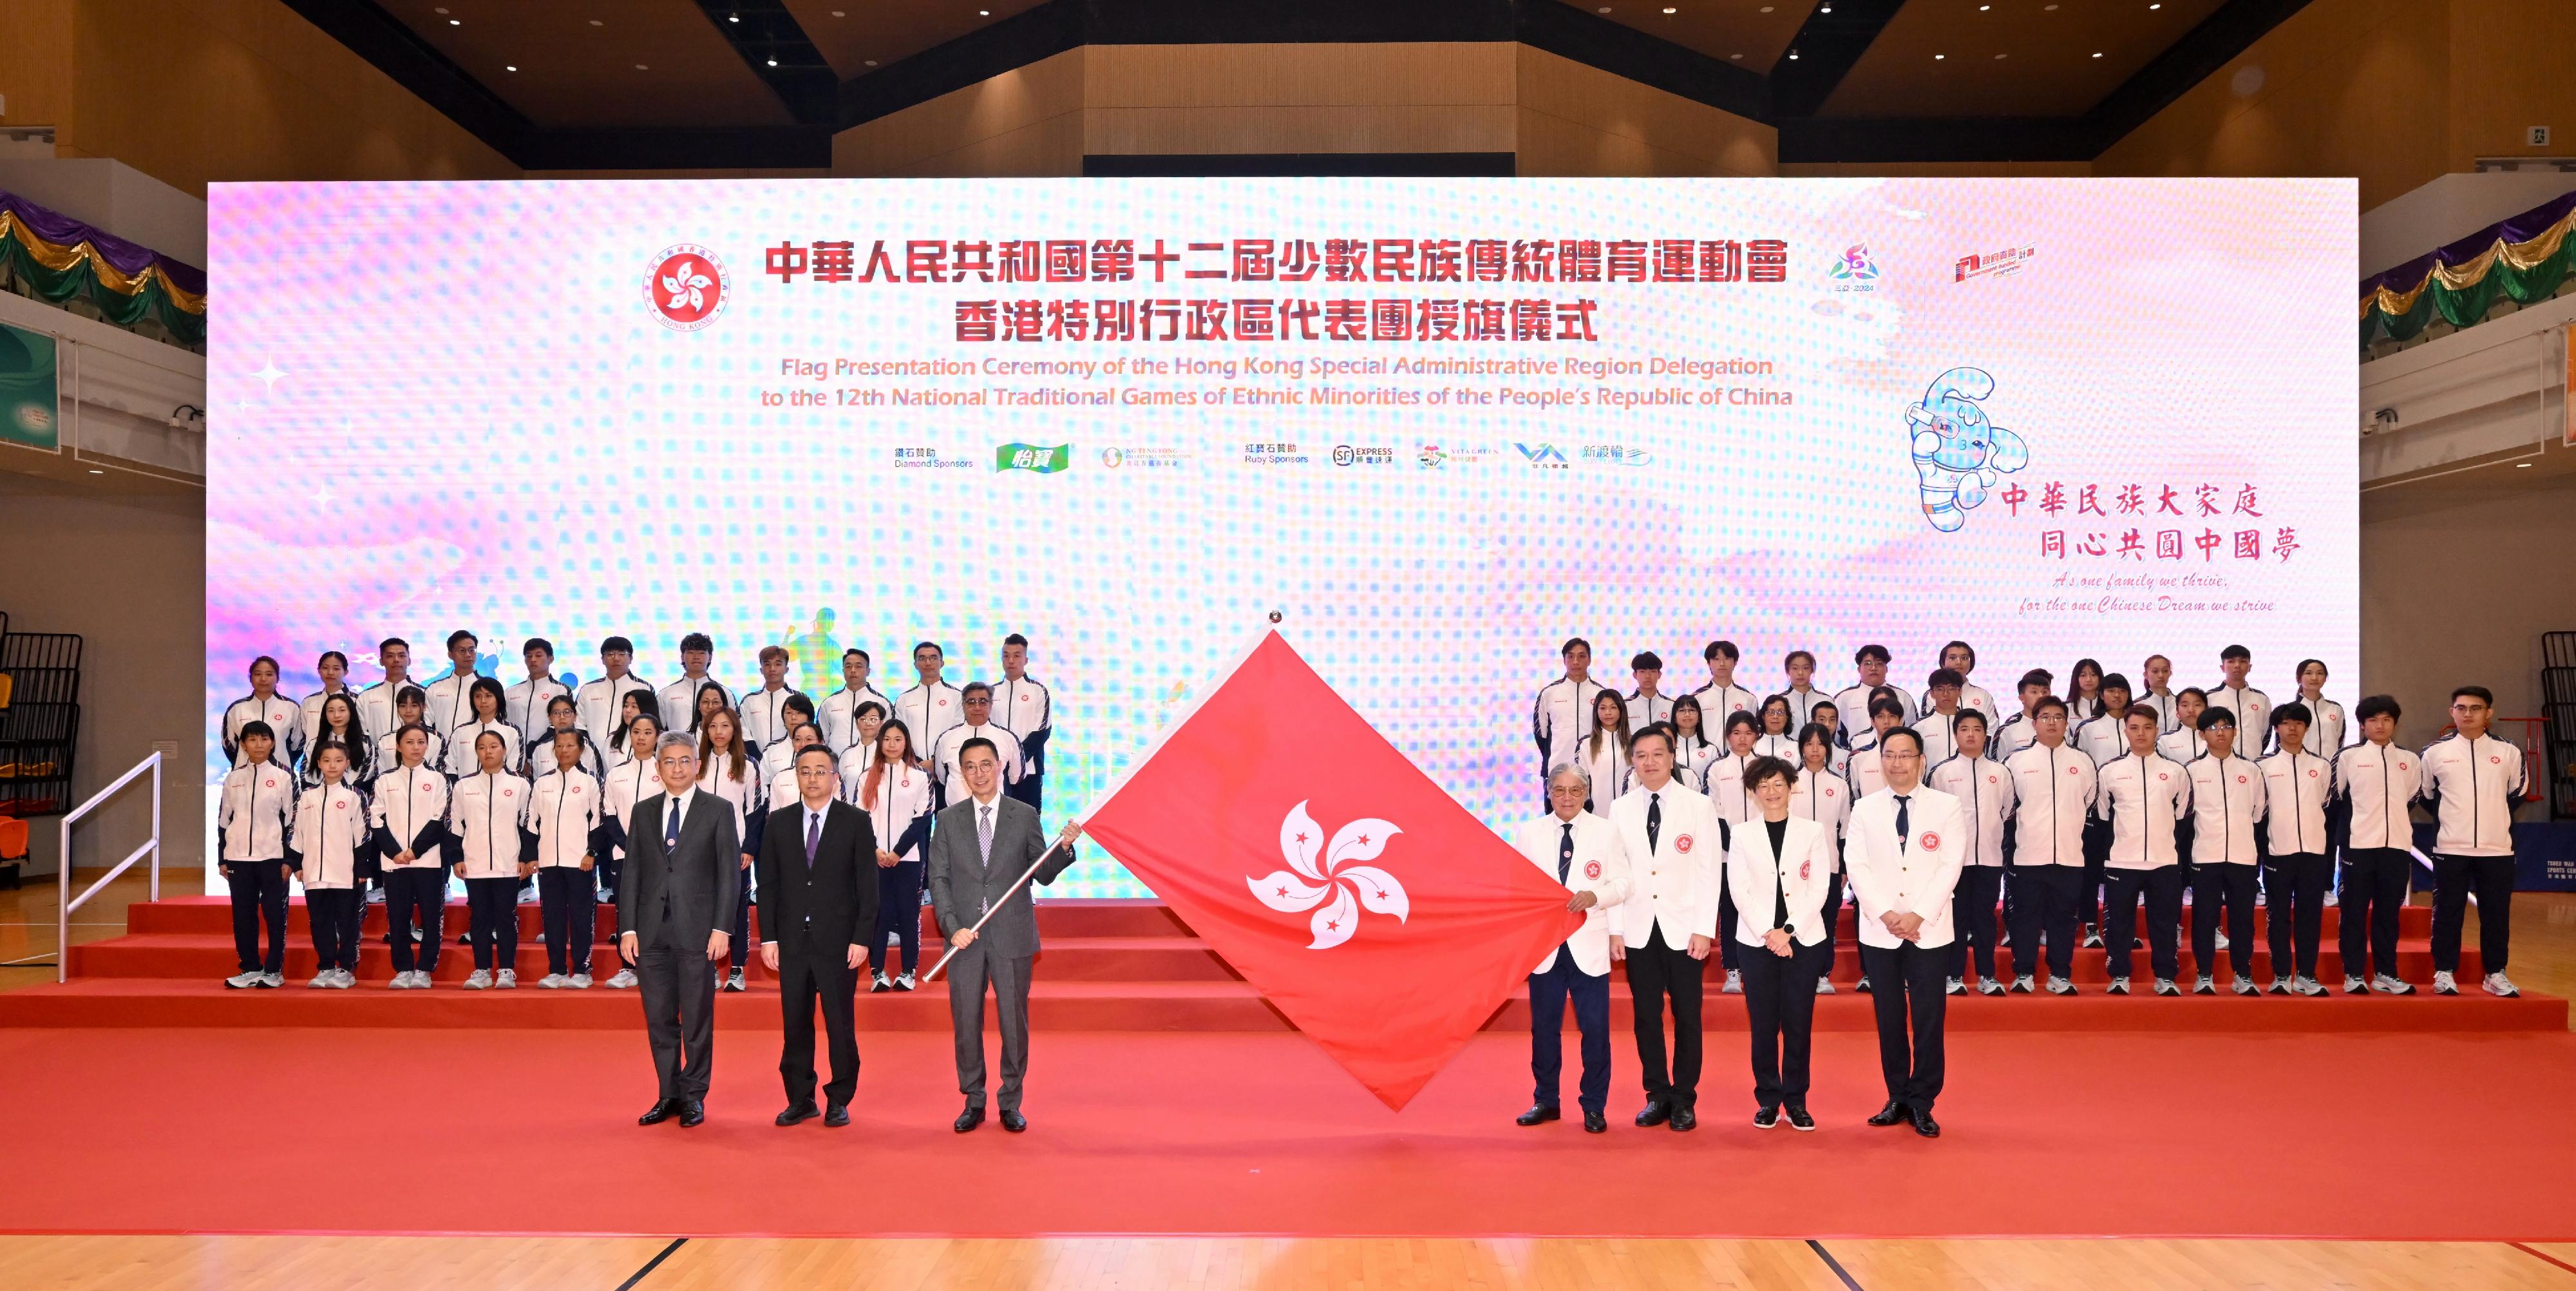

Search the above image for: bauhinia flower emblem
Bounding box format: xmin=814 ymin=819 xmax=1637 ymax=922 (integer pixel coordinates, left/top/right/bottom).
xmin=661 ymin=259 xmax=714 ymax=312
xmin=1248 ymin=799 xmax=1409 ymax=950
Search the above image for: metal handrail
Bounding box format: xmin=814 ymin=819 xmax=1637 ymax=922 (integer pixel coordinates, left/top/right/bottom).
xmin=55 ymin=751 xmax=163 ymax=984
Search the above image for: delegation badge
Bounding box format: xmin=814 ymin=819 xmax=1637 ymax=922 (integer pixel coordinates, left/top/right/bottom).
xmin=1797 ymin=859 xmax=1811 ymax=880
xmin=1675 ymin=834 xmax=1695 ymax=853
xmin=1920 ymin=832 xmax=1942 ymax=852
xmin=1583 ymin=860 xmax=1602 ymax=880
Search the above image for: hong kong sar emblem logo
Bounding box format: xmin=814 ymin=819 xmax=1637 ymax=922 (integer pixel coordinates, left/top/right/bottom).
xmin=646 ymin=244 xmax=728 ymax=331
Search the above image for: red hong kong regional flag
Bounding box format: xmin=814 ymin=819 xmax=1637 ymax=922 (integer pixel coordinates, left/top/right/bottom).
xmin=1082 ymin=633 xmax=1581 ymax=1110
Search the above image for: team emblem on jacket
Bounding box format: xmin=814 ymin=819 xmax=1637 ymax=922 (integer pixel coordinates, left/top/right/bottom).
xmin=2490 ymin=755 xmax=2503 ymax=764
xmin=1675 ymin=834 xmax=1695 ymax=853
xmin=645 ymin=244 xmax=728 ymax=331
xmin=1248 ymin=800 xmax=1410 ymax=951
xmin=1584 ymin=860 xmax=1602 ymax=880
xmin=2238 ymin=775 xmax=2248 ymax=784
xmin=1799 ymin=859 xmax=1811 ymax=880
xmin=1920 ymin=832 xmax=1942 ymax=852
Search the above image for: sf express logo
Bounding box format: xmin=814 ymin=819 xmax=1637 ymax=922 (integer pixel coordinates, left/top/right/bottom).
xmin=646 ymin=244 xmax=729 ymax=331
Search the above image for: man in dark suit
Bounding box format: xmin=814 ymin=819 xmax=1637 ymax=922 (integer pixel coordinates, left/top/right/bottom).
xmin=756 ymin=744 xmax=880 ymax=1127
xmin=617 ymin=732 xmax=741 ymax=1128
xmin=928 ymin=736 xmax=1081 ymax=1133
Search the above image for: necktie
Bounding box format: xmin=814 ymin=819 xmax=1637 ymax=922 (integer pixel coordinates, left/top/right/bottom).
xmin=978 ymin=804 xmax=994 ymax=864
xmin=805 ymin=809 xmax=820 ymax=871
xmin=1558 ymin=821 xmax=1575 ymax=885
xmin=1894 ymin=794 xmax=1911 ymax=853
xmin=1645 ymin=792 xmax=1662 ymax=854
xmin=665 ymin=796 xmax=681 ymax=848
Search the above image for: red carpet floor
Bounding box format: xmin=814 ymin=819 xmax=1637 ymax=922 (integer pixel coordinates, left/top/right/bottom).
xmin=8 ymin=1026 xmax=2575 ymax=1241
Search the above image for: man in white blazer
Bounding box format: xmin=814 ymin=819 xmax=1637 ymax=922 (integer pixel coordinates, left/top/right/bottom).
xmin=1844 ymin=727 xmax=1966 ymax=1138
xmin=1512 ymin=765 xmax=1633 ymax=1133
xmin=1606 ymin=727 xmax=1725 ymax=1132
xmin=1727 ymin=754 xmax=1839 ymax=1131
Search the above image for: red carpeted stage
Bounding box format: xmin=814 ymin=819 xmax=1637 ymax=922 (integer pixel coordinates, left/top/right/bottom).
xmin=5 ymin=898 xmax=2572 ymax=1241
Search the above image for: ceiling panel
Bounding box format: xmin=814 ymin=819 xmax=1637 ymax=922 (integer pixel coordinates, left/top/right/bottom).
xmin=1820 ymin=0 xmax=2229 ymax=119
xmin=1565 ymin=0 xmax=1814 ymax=76
xmin=376 ymin=0 xmax=796 ymax=128
xmin=788 ymin=0 xmax=1048 ymax=79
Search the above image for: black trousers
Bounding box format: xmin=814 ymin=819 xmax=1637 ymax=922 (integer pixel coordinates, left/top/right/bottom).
xmin=870 ymin=859 xmax=925 ymax=974
xmin=1859 ymin=941 xmax=1947 ymax=1114
xmin=2430 ymin=852 xmax=2516 ymax=974
xmin=1949 ymin=866 xmax=2005 ymax=981
xmin=1624 ymin=924 xmax=1705 ymax=1109
xmin=1716 ymin=885 xmax=1741 ymax=971
xmin=2103 ymin=866 xmax=2184 ymax=982
xmin=1738 ymin=935 xmax=1828 ymax=1111
xmin=2079 ymin=819 xmax=2112 ymax=930
xmin=2338 ymin=846 xmax=2410 ymax=979
xmin=2192 ymin=863 xmax=2259 ymax=979
xmin=777 ymin=935 xmax=862 ymax=1107
xmin=638 ymin=933 xmax=718 ymax=1101
xmin=537 ymin=866 xmax=596 ymax=976
xmin=384 ymin=868 xmax=444 ymax=973
xmin=2006 ymin=863 xmax=2079 ymax=981
xmin=2262 ymin=851 xmax=2333 ymax=979
xmin=464 ymin=875 xmax=520 ymax=971
xmin=729 ymin=864 xmax=753 ymax=970
xmin=1528 ymin=949 xmax=1613 ymax=1113
xmin=305 ymin=887 xmax=360 ymax=973
xmin=224 ymin=860 xmax=290 ymax=974
xmin=1006 ymin=772 xmax=1043 ymax=814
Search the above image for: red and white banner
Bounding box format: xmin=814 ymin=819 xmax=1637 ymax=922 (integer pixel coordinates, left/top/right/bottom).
xmin=1083 ymin=632 xmax=1582 ymax=1109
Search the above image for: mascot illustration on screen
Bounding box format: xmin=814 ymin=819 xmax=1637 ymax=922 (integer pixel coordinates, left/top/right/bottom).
xmin=1905 ymin=367 xmax=2030 ymax=533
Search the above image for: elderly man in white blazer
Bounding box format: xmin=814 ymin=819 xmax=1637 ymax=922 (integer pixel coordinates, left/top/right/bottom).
xmin=1511 ymin=764 xmax=1634 ymax=1133
xmin=1605 ymin=727 xmax=1726 ymax=1133
xmin=1726 ymin=754 xmax=1840 ymax=1131
xmin=1843 ymin=726 xmax=1967 ymax=1138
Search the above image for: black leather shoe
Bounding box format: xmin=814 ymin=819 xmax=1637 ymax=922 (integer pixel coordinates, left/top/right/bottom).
xmin=1867 ymin=1100 xmax=1912 ymax=1127
xmin=999 ymin=1109 xmax=1027 ymax=1133
xmin=678 ymin=1099 xmax=705 ymax=1128
xmin=1669 ymin=1106 xmax=1698 ymax=1132
xmin=824 ymin=1103 xmax=850 ymax=1127
xmin=1583 ymin=1110 xmax=1607 ymax=1133
xmin=1785 ymin=1106 xmax=1816 ymax=1132
xmin=1634 ymin=1100 xmax=1671 ymax=1128
xmin=1913 ymin=1110 xmax=1942 ymax=1138
xmin=775 ymin=1101 xmax=819 ymax=1127
xmin=954 ymin=1104 xmax=985 ymax=1133
xmin=1515 ymin=1104 xmax=1561 ymax=1127
xmin=637 ymin=1099 xmax=675 ymax=1126
xmin=1752 ymin=1106 xmax=1780 ymax=1129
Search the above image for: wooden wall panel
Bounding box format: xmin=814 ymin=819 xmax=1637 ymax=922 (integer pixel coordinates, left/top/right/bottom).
xmin=2445 ymin=0 xmax=2576 ymax=170
xmin=833 ymin=48 xmax=1083 ymax=177
xmin=1512 ymin=46 xmax=1775 ymax=177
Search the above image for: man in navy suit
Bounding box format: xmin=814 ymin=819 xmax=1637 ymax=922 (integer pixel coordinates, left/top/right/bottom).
xmin=757 ymin=745 xmax=881 ymax=1127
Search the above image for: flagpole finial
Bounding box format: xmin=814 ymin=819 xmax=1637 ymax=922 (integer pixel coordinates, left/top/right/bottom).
xmin=1268 ymin=611 xmax=1283 ymax=624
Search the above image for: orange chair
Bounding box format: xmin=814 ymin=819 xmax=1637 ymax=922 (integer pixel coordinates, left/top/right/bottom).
xmin=0 ymin=816 xmax=25 ymax=890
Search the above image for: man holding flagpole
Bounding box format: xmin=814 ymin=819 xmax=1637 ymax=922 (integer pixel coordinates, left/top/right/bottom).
xmin=927 ymin=737 xmax=1081 ymax=1133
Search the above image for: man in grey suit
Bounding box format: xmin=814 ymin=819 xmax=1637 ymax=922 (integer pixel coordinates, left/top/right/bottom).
xmin=929 ymin=735 xmax=1081 ymax=1133
xmin=617 ymin=732 xmax=741 ymax=1128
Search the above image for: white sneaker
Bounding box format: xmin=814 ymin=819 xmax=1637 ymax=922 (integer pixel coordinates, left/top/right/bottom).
xmin=1815 ymin=977 xmax=1835 ymax=994
xmin=2374 ymin=973 xmax=2415 ymax=996
xmin=538 ymin=973 xmax=567 ymax=990
xmin=2324 ymin=888 xmax=2340 ymax=908
xmin=2214 ymin=930 xmax=2230 ymax=950
xmin=2343 ymin=975 xmax=2368 ymax=994
xmin=463 ymin=969 xmax=492 ymax=990
xmin=2107 ymin=977 xmax=2130 ymax=995
xmin=2483 ymin=972 xmax=2520 ymax=998
xmin=1978 ymin=978 xmax=2005 ymax=995
xmin=330 ymin=970 xmax=354 ymax=989
xmin=386 ymin=970 xmax=414 ymax=989
xmin=1944 ymin=977 xmax=1964 ymax=995
xmin=2045 ymin=977 xmax=2074 ymax=995
xmin=895 ymin=971 xmax=916 ymax=991
xmin=412 ymin=970 xmax=434 ymax=990
xmin=723 ymin=969 xmax=746 ymax=992
xmin=2154 ymin=978 xmax=2179 ymax=996
xmin=2081 ymin=928 xmax=2103 ymax=949
xmin=259 ymin=972 xmax=284 ymax=989
xmin=496 ymin=968 xmax=517 ymax=989
xmin=225 ymin=970 xmax=263 ymax=990
xmin=306 ymin=972 xmax=334 ymax=989
xmin=2231 ymin=975 xmax=2258 ymax=995
xmin=1721 ymin=969 xmax=1743 ymax=995
xmin=2193 ymin=975 xmax=2213 ymax=995
xmin=2433 ymin=970 xmax=2458 ymax=995
xmin=2012 ymin=975 xmax=2034 ymax=994
xmin=607 ymin=968 xmax=638 ymax=989
xmin=570 ymin=973 xmax=593 ymax=988
xmin=1855 ymin=975 xmax=1873 ymax=993
xmin=2266 ymin=976 xmax=2291 ymax=995
xmin=2291 ymin=975 xmax=2325 ymax=997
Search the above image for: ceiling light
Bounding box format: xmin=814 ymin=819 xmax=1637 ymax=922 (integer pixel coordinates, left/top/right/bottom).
xmin=505 ymin=64 xmax=517 ymax=72
xmin=1662 ymin=5 xmax=1677 ymax=12
xmin=590 ymin=19 xmax=603 ymax=26
xmin=448 ymin=17 xmax=460 ymax=24
xmin=831 ymin=8 xmax=846 ymax=15
xmin=88 ymin=468 xmax=104 ymax=475
xmin=979 ymin=8 xmax=990 ymax=14
xmin=634 ymin=63 xmax=649 ymax=70
xmin=2517 ymin=461 xmax=2534 ymax=468
xmin=1730 ymin=52 xmax=1743 ymax=59
xmin=1787 ymin=49 xmax=1799 ymax=59
xmin=728 ymin=13 xmax=739 ymax=21
xmin=1935 ymin=53 xmax=1946 ymax=60
xmin=433 ymin=5 xmax=447 ymax=11
xmin=864 ymin=59 xmax=877 ymax=65
xmin=766 ymin=58 xmax=778 ymax=66
xmin=2150 ymin=3 xmax=2161 ymax=7
xmin=2092 ymin=51 xmax=2103 ymax=57
xmin=1994 ymin=52 xmax=2007 ymax=59
xmin=1598 ymin=5 xmax=1611 ymax=10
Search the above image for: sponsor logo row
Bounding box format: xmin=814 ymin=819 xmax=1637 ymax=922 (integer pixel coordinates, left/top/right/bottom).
xmin=895 ymin=443 xmax=1661 ymax=472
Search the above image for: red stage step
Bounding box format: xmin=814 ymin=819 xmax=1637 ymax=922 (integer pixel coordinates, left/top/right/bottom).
xmin=10 ymin=897 xmax=2554 ymax=1034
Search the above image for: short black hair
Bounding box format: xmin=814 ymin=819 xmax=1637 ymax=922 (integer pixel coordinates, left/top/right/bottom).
xmin=2450 ymin=685 xmax=2494 ymax=705
xmin=1744 ymin=754 xmax=1798 ymax=792
xmin=681 ymin=632 xmax=714 ymax=654
xmin=546 ymin=694 xmax=577 ymax=714
xmin=957 ymin=735 xmax=999 ymax=764
xmin=395 ymin=685 xmax=426 ymax=707
xmin=2271 ymin=701 xmax=2313 ymax=727
xmin=2197 ymin=708 xmax=2236 ymax=731
xmin=1723 ymin=711 xmax=1761 ymax=735
xmin=317 ymin=650 xmax=348 ymax=668
xmin=601 ymin=635 xmax=635 ymax=655
xmin=843 ymin=647 xmax=871 ymax=663
xmin=2177 ymin=686 xmax=2208 ymax=703
xmin=1560 ymin=636 xmax=1590 ymax=657
xmin=914 ymin=640 xmax=944 ymax=658
xmin=237 ymin=720 xmax=276 ymax=743
xmin=2119 ymin=706 xmax=2157 ymax=727
xmin=2017 ymin=668 xmax=2054 ymax=691
xmin=1954 ymin=708 xmax=1989 ymax=731
xmin=1868 ymin=696 xmax=1906 ymax=720
xmin=523 ymin=637 xmax=555 ymax=658
xmin=1877 ymin=726 xmax=1924 ymax=755
xmin=378 ymin=636 xmax=408 ymax=655
xmin=2099 ymin=673 xmax=2133 ymax=698
xmin=1003 ymin=633 xmax=1028 ymax=649
xmin=963 ymin=681 xmax=994 ymax=699
xmin=1928 ymin=668 xmax=1966 ymax=690
xmin=783 ymin=693 xmax=817 ymax=719
xmin=1855 ymin=644 xmax=1891 ymax=665
xmin=1941 ymin=639 xmax=1977 ymax=667
xmin=2032 ymin=696 xmax=2069 ymax=718
xmin=854 ymin=700 xmax=888 ymax=722
xmin=2355 ymin=694 xmax=2402 ymax=723
xmin=446 ymin=629 xmax=477 ymax=649
xmin=2221 ymin=644 xmax=2252 ymax=662
xmin=1704 ymin=640 xmax=1739 ymax=663
xmin=1629 ymin=726 xmax=1674 ymax=756
xmin=1631 ymin=651 xmax=1663 ymax=671
xmin=794 ymin=744 xmax=838 ymax=767
xmin=1785 ymin=649 xmax=1816 ymax=669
